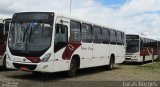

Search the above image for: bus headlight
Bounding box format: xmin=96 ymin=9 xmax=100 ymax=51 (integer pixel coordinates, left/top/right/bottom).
xmin=41 ymin=53 xmax=52 ymax=63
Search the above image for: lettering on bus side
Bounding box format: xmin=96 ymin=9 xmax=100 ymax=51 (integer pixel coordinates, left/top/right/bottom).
xmin=81 ymin=46 xmax=93 ymax=51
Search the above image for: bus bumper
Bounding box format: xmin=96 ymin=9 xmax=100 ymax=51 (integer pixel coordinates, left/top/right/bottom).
xmin=124 ymin=57 xmax=143 ymax=62
xmin=6 ymin=59 xmax=16 ymax=69
xmin=6 ymin=59 xmax=54 ymax=72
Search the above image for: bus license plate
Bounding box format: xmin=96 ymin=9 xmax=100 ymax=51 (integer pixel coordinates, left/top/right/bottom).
xmin=20 ymin=67 xmax=29 ymax=71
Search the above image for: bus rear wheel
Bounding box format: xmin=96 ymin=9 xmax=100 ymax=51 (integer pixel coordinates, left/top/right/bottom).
xmin=107 ymin=57 xmax=114 ymax=70
xmin=68 ymin=58 xmax=78 ymax=77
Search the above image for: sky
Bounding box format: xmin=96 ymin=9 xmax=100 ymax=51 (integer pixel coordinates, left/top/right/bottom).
xmin=0 ymin=0 xmax=160 ymax=40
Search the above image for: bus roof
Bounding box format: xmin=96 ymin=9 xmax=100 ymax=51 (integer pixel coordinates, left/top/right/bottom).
xmin=13 ymin=12 xmax=124 ymax=33
xmin=55 ymin=13 xmax=124 ymax=32
xmin=126 ymin=34 xmax=159 ymax=41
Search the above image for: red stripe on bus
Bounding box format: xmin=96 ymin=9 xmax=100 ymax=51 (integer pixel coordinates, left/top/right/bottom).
xmin=140 ymin=48 xmax=155 ymax=56
xmin=62 ymin=41 xmax=81 ymax=60
xmin=153 ymin=48 xmax=158 ymax=55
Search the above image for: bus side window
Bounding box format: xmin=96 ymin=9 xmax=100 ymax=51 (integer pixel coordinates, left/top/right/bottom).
xmin=102 ymin=28 xmax=110 ymax=44
xmin=110 ymin=30 xmax=116 ymax=45
xmin=70 ymin=20 xmax=81 ymax=42
xmin=0 ymin=23 xmax=4 ymax=43
xmin=92 ymin=26 xmax=102 ymax=43
xmin=54 ymin=24 xmax=68 ymax=53
xmin=117 ymin=31 xmax=123 ymax=45
xmin=81 ymin=23 xmax=92 ymax=43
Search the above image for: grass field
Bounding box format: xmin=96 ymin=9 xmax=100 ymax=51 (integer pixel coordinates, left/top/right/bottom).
xmin=139 ymin=61 xmax=160 ymax=73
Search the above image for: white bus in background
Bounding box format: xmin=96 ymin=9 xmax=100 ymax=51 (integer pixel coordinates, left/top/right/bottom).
xmin=0 ymin=18 xmax=11 ymax=68
xmin=6 ymin=12 xmax=125 ymax=77
xmin=125 ymin=34 xmax=158 ymax=63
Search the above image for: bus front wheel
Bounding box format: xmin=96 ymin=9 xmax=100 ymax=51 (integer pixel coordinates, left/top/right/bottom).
xmin=68 ymin=58 xmax=78 ymax=77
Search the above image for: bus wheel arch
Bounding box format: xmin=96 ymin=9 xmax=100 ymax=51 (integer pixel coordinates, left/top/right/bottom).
xmin=110 ymin=54 xmax=115 ymax=64
xmin=71 ymin=54 xmax=80 ymax=69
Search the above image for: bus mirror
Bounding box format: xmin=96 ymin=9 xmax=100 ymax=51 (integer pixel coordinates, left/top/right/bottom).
xmin=60 ymin=19 xmax=63 ymax=24
xmin=60 ymin=20 xmax=65 ymax=34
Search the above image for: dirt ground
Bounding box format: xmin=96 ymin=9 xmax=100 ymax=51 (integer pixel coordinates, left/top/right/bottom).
xmin=0 ymin=61 xmax=160 ymax=87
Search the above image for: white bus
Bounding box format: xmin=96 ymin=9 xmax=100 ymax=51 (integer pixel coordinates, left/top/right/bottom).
xmin=0 ymin=18 xmax=11 ymax=68
xmin=6 ymin=12 xmax=125 ymax=77
xmin=125 ymin=34 xmax=158 ymax=63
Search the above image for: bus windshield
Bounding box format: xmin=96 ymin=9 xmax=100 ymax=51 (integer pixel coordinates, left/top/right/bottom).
xmin=126 ymin=40 xmax=139 ymax=53
xmin=8 ymin=12 xmax=54 ymax=57
xmin=9 ymin=22 xmax=53 ymax=51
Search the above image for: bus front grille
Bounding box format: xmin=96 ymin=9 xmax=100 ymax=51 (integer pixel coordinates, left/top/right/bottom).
xmin=125 ymin=58 xmax=131 ymax=60
xmin=13 ymin=63 xmax=37 ymax=70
